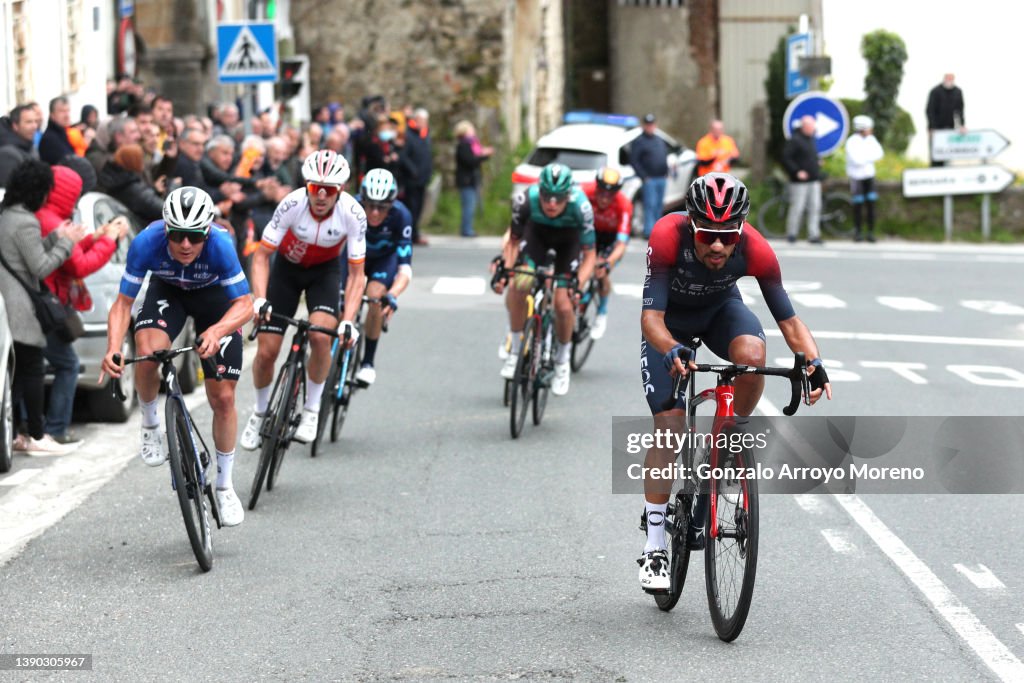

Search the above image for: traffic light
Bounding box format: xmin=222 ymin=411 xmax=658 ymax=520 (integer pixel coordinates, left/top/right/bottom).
xmin=279 ymin=57 xmax=306 ymax=100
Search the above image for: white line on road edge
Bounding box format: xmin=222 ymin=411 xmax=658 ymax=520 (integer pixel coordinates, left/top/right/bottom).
xmin=432 ymin=276 xmax=486 ymax=295
xmin=612 ymin=283 xmax=644 ymax=298
xmin=836 ymin=495 xmax=1024 ymax=682
xmin=954 ymin=563 xmax=1007 ymax=590
xmin=820 ymin=528 xmax=856 ymax=554
xmin=1017 ymin=624 xmax=1024 ymax=638
xmin=876 ymin=296 xmax=942 ymax=312
xmin=0 ymin=469 xmax=42 ymax=487
xmin=764 ymin=329 xmax=1024 ymax=348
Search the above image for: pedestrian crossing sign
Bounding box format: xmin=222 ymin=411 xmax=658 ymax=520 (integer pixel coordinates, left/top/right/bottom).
xmin=217 ymin=22 xmax=277 ymax=84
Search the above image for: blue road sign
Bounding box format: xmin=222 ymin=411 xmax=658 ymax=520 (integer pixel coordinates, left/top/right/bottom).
xmin=119 ymin=0 xmax=133 ymax=18
xmin=782 ymin=91 xmax=850 ymax=157
xmin=217 ymin=22 xmax=277 ymax=84
xmin=785 ymin=33 xmax=810 ymax=99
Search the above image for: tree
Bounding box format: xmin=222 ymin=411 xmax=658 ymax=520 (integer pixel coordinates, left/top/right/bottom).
xmin=860 ymin=30 xmax=907 ymax=149
xmin=764 ymin=32 xmax=791 ymax=166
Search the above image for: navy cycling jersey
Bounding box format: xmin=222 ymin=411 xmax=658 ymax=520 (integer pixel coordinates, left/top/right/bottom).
xmin=120 ymin=221 xmax=250 ymax=300
xmin=354 ymin=195 xmax=413 ymax=267
xmin=643 ymin=212 xmax=794 ymax=325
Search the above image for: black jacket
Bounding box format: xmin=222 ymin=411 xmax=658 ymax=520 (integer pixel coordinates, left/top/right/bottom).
xmin=97 ymin=161 xmax=165 ymax=223
xmin=401 ymin=131 xmax=433 ymax=188
xmin=781 ymin=131 xmax=821 ymax=182
xmin=38 ymin=122 xmax=75 ymax=165
xmin=0 ymin=117 xmax=37 ymax=187
xmin=926 ymin=84 xmax=965 ymax=130
xmin=455 ymin=138 xmax=488 ymax=188
xmin=629 ymin=132 xmax=669 ymax=180
xmin=172 ymin=155 xmax=216 ymax=196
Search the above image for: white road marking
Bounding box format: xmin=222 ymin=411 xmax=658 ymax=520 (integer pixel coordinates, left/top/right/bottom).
xmin=880 ymin=252 xmax=937 ymax=261
xmin=836 ymin=495 xmax=1024 ymax=682
xmin=877 ymin=296 xmax=942 ymax=312
xmin=791 ymin=293 xmax=847 ymax=309
xmin=961 ymin=300 xmax=1024 ymax=316
xmin=794 ymin=494 xmax=827 ymax=514
xmin=432 ymin=276 xmax=486 ymax=296
xmin=954 ymin=563 xmax=1007 ymax=591
xmin=0 ymin=469 xmax=42 ymax=487
xmin=946 ymin=365 xmax=1024 ymax=388
xmin=860 ymin=361 xmax=929 ymax=385
xmin=773 ymin=357 xmax=860 ymax=382
xmin=612 ymin=283 xmax=644 ymax=298
xmin=764 ymin=329 xmax=1024 ymax=348
xmin=821 ymin=528 xmax=857 ymax=554
xmin=1017 ymin=623 xmax=1024 ymax=638
xmin=782 ymin=280 xmax=823 ymax=293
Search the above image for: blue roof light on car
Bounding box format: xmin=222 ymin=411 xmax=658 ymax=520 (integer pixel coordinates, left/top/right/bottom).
xmin=562 ymin=111 xmax=639 ymax=128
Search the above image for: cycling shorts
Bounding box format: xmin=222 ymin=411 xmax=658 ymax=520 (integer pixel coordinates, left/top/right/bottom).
xmin=518 ymin=222 xmax=584 ymax=289
xmin=264 ymin=255 xmax=341 ymax=335
xmin=134 ymin=279 xmax=244 ymax=381
xmin=640 ymin=296 xmax=765 ymax=414
xmin=595 ymin=231 xmax=617 ymax=259
xmin=341 ymin=250 xmax=397 ymax=289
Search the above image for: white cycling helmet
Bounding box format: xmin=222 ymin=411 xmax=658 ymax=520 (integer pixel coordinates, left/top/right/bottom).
xmin=302 ymin=149 xmax=350 ymax=187
xmin=163 ymin=186 xmax=215 ymax=234
xmin=361 ymin=168 xmax=398 ymax=202
xmin=853 ymin=115 xmax=874 ymax=132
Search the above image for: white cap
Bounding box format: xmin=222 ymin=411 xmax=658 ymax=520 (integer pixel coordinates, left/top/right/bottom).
xmin=853 ymin=115 xmax=874 ymax=132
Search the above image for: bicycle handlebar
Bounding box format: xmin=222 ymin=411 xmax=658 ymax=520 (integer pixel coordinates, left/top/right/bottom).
xmin=111 ymin=340 xmax=220 ymax=401
xmin=490 ymin=262 xmax=579 ymax=294
xmin=248 ymin=311 xmax=340 ymax=341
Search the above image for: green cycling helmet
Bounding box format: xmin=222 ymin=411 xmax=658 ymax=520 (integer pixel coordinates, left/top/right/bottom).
xmin=538 ymin=163 xmax=574 ymax=197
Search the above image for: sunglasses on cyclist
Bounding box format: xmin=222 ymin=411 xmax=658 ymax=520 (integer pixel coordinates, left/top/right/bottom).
xmin=691 ymin=218 xmax=743 ymax=246
xmin=539 ymin=190 xmax=569 ymax=204
xmin=363 ymin=200 xmax=393 ymax=213
xmin=166 ymin=229 xmax=208 ymax=244
xmin=306 ymin=182 xmax=341 ymax=198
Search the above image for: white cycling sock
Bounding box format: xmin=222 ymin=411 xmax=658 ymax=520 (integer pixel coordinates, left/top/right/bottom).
xmin=644 ymin=501 xmax=668 ymax=552
xmin=141 ymin=398 xmax=159 ymax=429
xmin=216 ymin=449 xmax=234 ymax=489
xmin=255 ymin=384 xmax=271 ymax=414
xmin=509 ymin=330 xmax=524 ymax=355
xmin=555 ymin=340 xmax=571 ymax=365
xmin=304 ymin=378 xmax=325 ymax=411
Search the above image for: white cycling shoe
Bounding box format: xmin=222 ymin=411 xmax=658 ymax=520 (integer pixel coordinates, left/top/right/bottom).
xmin=215 ymin=487 xmax=244 ymax=526
xmin=590 ymin=314 xmax=608 ymax=340
xmin=140 ymin=426 xmax=167 ymax=467
xmin=637 ymin=549 xmax=670 ymax=591
xmin=293 ymin=409 xmax=319 ymax=444
xmin=551 ymin=361 xmax=571 ymax=396
xmin=500 ymin=354 xmax=518 ymax=380
xmin=355 ymin=365 xmax=377 ymax=386
xmin=498 ymin=333 xmax=511 ymax=360
xmin=239 ymin=411 xmax=264 ymax=451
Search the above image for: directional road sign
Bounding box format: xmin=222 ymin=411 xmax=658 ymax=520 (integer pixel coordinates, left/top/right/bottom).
xmin=785 ymin=33 xmax=811 ymax=98
xmin=902 ymin=165 xmax=1015 ymax=198
xmin=931 ymin=129 xmax=1010 ymax=161
xmin=782 ymin=91 xmax=849 ymax=156
xmin=217 ymin=22 xmax=277 ymax=84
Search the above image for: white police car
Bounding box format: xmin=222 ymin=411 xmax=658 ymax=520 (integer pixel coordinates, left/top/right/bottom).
xmin=511 ymin=112 xmax=697 ymax=235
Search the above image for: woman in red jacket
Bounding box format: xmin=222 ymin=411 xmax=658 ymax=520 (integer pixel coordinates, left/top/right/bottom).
xmin=35 ymin=164 xmax=128 ymax=444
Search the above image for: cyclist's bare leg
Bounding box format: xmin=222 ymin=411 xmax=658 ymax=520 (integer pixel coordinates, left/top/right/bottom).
xmin=644 ymin=409 xmax=686 ymax=505
xmin=505 ymin=283 xmax=529 ymax=332
xmin=729 ymin=334 xmax=766 ymax=416
xmin=362 ymin=280 xmax=388 ymax=338
xmin=206 ymin=378 xmax=238 ymax=452
xmin=599 ymin=273 xmax=612 ymax=299
xmin=134 ymin=328 xmax=172 ymax=403
xmin=306 ymin=311 xmax=338 ymax=384
xmin=252 ymin=333 xmax=284 ymax=389
xmin=553 ymin=287 xmax=575 ymax=345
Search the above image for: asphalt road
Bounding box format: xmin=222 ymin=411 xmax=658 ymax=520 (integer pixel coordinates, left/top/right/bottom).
xmin=2 ymin=236 xmax=1023 ymax=681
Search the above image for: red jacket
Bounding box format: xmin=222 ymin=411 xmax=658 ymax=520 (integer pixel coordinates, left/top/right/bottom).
xmin=34 ymin=165 xmax=117 ymax=309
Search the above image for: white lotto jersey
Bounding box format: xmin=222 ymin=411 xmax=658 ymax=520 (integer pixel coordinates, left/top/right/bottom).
xmin=261 ymin=188 xmax=367 ymax=266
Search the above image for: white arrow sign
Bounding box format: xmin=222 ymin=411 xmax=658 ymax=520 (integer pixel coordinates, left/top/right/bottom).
xmin=932 ymin=129 xmax=1011 ymax=161
xmin=902 ymin=165 xmax=1015 ymax=198
xmin=814 ymin=111 xmax=840 ymax=139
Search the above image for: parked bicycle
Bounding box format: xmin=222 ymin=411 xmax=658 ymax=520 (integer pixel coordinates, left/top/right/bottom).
xmin=112 ymin=343 xmax=223 ymax=572
xmin=641 ymin=340 xmax=809 ymax=641
xmin=247 ymin=311 xmax=338 ymax=510
xmin=756 ymin=174 xmax=854 ymax=239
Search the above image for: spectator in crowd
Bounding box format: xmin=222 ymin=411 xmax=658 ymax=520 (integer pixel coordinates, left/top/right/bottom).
xmin=86 ymin=115 xmax=141 ymax=176
xmin=402 ymin=107 xmax=433 ymax=245
xmin=0 ymin=103 xmax=41 ymax=187
xmin=630 ymin=113 xmax=670 ymax=239
xmin=67 ymin=105 xmax=100 ymax=158
xmin=107 ymin=74 xmax=139 ymax=115
xmin=258 ymin=109 xmax=277 ymax=139
xmin=454 ymin=120 xmax=493 ymax=238
xmin=79 ymin=105 xmax=99 ymax=131
xmin=926 ymin=72 xmax=966 ymax=167
xmin=845 ymin=115 xmax=884 ymax=243
xmin=171 ymin=126 xmax=210 ymax=191
xmin=0 ymin=160 xmax=85 ymax=455
xmin=307 ymin=122 xmax=324 ymax=150
xmin=39 ymin=96 xmax=76 ymax=164
xmin=313 ymin=105 xmax=333 ymax=137
xmin=263 ymin=136 xmax=295 ymax=191
xmin=151 ymin=95 xmax=175 ymax=150
xmin=782 ymin=114 xmax=823 ymax=244
xmin=200 ymin=134 xmax=248 ymax=222
xmin=28 ymin=102 xmax=44 ymax=150
xmin=212 ymin=102 xmax=243 ymax=143
xmin=695 ymin=119 xmax=740 ymax=177
xmin=36 ymin=164 xmax=127 ymax=444
xmin=361 ymin=114 xmax=400 ymax=178
xmin=98 ymin=144 xmax=165 ymax=223
xmin=230 ymin=135 xmax=284 ymax=265
xmin=139 ymin=121 xmax=161 ymax=180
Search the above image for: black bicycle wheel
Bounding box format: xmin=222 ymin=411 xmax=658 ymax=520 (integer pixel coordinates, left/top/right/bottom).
xmin=509 ymin=321 xmax=535 ymax=438
xmin=705 ymin=447 xmax=759 ymax=642
xmin=755 ymin=195 xmax=787 ymax=238
xmin=312 ymin=342 xmax=343 ymax=457
xmin=503 ymin=379 xmax=512 ymax=407
xmin=532 ymin=318 xmax=551 ymax=426
xmin=655 ymin=489 xmax=694 ymax=611
xmin=267 ymin=363 xmax=302 ymax=491
xmin=570 ymin=289 xmax=598 ymax=372
xmin=166 ymin=398 xmax=213 ymax=572
xmin=249 ymin=362 xmax=292 ymax=510
xmin=331 ymin=335 xmax=362 ymax=442
xmin=821 ymin=192 xmax=855 ymax=238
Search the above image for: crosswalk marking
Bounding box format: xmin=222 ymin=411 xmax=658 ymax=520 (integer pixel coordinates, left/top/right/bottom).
xmin=790 ymin=293 xmax=847 ymax=309
xmin=961 ymin=300 xmax=1024 ymax=316
xmin=612 ymin=284 xmax=643 ymax=298
xmin=794 ymin=494 xmax=827 ymax=514
xmin=0 ymin=469 xmax=42 ymax=487
xmin=954 ymin=563 xmax=1006 ymax=590
xmin=432 ymin=277 xmax=486 ymax=296
xmin=877 ymin=296 xmax=942 ymax=312
xmin=821 ymin=529 xmax=857 ymax=554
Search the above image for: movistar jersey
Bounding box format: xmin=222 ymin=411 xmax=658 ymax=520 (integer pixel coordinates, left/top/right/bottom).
xmin=353 ymin=195 xmax=413 ymax=266
xmin=120 ymin=221 xmax=250 ymax=300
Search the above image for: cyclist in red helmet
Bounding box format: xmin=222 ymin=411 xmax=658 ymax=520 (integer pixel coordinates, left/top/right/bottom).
xmin=579 ymin=166 xmax=632 ymax=339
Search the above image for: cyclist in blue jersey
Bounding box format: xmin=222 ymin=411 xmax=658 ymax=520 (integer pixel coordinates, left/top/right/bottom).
xmin=100 ymin=187 xmax=253 ymax=527
xmin=342 ymin=168 xmax=413 ymax=386
xmin=494 ymin=162 xmax=596 ymax=396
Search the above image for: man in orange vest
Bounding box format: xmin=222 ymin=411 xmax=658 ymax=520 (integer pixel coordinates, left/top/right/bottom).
xmin=694 ymin=119 xmax=740 ymax=177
